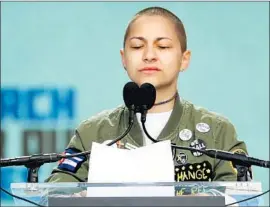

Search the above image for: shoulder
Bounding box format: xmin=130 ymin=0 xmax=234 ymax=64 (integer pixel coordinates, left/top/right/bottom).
xmin=78 ymin=104 xmax=125 ymax=130
xmin=75 ymin=105 xmax=126 ymax=145
xmin=181 ymin=98 xmax=236 ymax=134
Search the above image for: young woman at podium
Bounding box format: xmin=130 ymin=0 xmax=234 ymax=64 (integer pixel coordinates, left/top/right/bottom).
xmin=45 ymin=6 xmax=252 ymax=184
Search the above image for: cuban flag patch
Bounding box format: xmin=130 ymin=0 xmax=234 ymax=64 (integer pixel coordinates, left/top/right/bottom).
xmin=58 ymin=148 xmax=87 ymax=173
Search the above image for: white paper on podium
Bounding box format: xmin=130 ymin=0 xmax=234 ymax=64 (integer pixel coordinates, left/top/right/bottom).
xmin=87 ymin=140 xmax=175 ymax=197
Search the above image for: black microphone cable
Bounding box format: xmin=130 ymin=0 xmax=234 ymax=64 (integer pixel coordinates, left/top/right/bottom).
xmin=0 ymin=186 xmax=46 ymax=207
xmin=63 ymin=114 xmax=135 ymax=159
xmin=225 ymin=189 xmax=270 ymax=206
xmin=67 ymin=82 xmax=138 ymax=156
xmin=140 ymin=107 xmax=158 ymax=143
xmin=138 ymin=83 xmax=158 ymax=143
xmin=0 ymin=112 xmax=135 ymax=168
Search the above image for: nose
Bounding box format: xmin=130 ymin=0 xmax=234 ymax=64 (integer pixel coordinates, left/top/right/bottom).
xmin=142 ymin=46 xmax=157 ymax=63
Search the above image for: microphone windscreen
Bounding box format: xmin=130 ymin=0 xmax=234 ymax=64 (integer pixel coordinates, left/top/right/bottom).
xmin=139 ymin=83 xmax=156 ymax=110
xmin=123 ymin=82 xmax=139 ymax=108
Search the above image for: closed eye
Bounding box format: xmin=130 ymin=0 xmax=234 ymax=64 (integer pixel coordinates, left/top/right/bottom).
xmin=158 ymin=46 xmax=170 ymax=49
xmin=131 ymin=46 xmax=143 ymax=49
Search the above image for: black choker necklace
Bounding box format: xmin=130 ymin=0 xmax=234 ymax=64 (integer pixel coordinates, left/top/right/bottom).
xmin=154 ymin=92 xmax=178 ymax=106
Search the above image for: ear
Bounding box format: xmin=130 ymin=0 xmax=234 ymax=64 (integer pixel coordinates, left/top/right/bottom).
xmin=180 ymin=50 xmax=191 ymax=72
xmin=120 ymin=49 xmax=127 ymax=70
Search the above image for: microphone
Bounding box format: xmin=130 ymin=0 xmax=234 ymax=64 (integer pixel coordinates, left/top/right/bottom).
xmin=1 ymin=141 xmax=269 ymax=169
xmin=123 ymin=81 xmax=140 ymax=125
xmin=0 ymin=82 xmax=138 ymax=168
xmin=0 ymin=153 xmax=62 ymax=167
xmin=138 ymin=83 xmax=156 ymax=123
xmin=106 ymin=82 xmax=139 ymax=146
xmin=138 ymin=83 xmax=158 ymax=143
xmin=171 ymin=144 xmax=270 ymax=168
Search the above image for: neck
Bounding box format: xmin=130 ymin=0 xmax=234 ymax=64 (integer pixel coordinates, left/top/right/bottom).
xmin=148 ymin=87 xmax=178 ymax=113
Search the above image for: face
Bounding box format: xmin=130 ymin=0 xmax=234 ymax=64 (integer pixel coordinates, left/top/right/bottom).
xmin=120 ymin=15 xmax=191 ymax=90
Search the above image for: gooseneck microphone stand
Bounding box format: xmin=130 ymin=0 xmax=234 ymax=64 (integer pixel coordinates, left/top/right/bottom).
xmin=1 ymin=107 xmax=136 ymax=183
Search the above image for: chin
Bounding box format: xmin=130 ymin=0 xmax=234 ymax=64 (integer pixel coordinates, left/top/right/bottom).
xmin=140 ymin=82 xmax=174 ymax=91
xmin=136 ymin=79 xmax=159 ymax=88
xmin=139 ymin=82 xmax=157 ymax=89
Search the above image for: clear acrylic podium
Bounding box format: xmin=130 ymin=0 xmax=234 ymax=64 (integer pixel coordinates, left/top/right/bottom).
xmin=10 ymin=182 xmax=264 ymax=206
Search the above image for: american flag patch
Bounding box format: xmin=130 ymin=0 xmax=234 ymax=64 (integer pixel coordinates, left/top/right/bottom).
xmin=58 ymin=148 xmax=87 ymax=173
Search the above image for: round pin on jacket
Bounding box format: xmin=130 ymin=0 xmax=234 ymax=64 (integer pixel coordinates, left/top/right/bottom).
xmin=196 ymin=123 xmax=210 ymax=133
xmin=176 ymin=152 xmax=188 ymax=165
xmin=179 ymin=129 xmax=192 ymax=141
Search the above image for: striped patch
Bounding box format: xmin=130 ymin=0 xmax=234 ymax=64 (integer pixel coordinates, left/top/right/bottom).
xmin=58 ymin=148 xmax=87 ymax=173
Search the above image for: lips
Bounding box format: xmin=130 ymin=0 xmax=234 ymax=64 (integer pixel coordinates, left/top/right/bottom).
xmin=139 ymin=67 xmax=161 ymax=72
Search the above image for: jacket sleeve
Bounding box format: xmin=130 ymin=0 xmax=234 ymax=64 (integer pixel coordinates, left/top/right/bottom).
xmin=44 ymin=131 xmax=90 ymax=183
xmin=212 ymin=120 xmax=252 ymax=181
xmin=44 ymin=107 xmax=123 ymax=183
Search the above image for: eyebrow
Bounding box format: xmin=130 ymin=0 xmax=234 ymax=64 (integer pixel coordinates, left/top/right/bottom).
xmin=129 ymin=36 xmax=172 ymax=41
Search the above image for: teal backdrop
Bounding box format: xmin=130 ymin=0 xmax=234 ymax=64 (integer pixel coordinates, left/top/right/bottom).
xmin=1 ymin=2 xmax=269 ymax=206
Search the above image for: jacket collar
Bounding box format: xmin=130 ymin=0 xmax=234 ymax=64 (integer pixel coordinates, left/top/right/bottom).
xmin=122 ymin=95 xmax=184 ymax=146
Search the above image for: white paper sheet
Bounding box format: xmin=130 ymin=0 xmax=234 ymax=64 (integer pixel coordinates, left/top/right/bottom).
xmin=87 ymin=140 xmax=175 ymax=197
